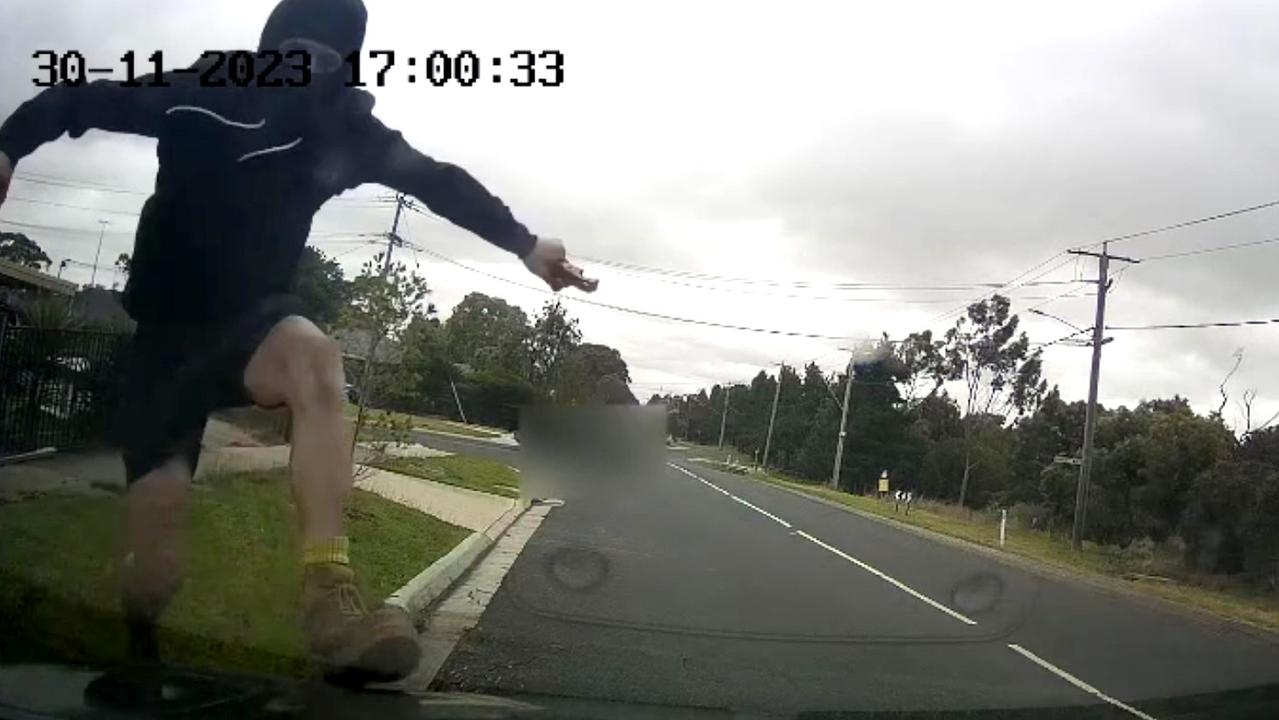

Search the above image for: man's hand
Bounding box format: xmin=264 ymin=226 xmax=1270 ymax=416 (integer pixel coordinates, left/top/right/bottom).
xmin=522 ymin=237 xmax=599 ymax=293
xmin=0 ymin=152 xmax=11 ymax=210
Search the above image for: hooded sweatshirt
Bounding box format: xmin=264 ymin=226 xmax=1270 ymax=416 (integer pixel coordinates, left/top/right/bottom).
xmin=0 ymin=0 xmax=537 ymax=322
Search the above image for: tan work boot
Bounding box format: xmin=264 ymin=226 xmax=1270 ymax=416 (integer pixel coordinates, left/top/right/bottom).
xmin=301 ymin=563 xmax=420 ymax=685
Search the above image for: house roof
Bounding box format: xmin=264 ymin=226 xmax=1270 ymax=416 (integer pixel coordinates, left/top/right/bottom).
xmin=0 ymin=258 xmax=76 ymax=296
xmin=334 ymin=328 xmax=403 ymax=364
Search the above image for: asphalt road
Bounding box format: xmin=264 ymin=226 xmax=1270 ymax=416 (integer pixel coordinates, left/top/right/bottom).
xmin=408 ymin=429 xmax=518 ymax=465
xmin=431 ymin=451 xmax=1279 ymax=717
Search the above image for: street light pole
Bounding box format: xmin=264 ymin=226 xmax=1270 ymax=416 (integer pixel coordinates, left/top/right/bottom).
xmin=717 ymin=384 xmax=731 ymax=449
xmin=89 ymin=220 xmax=108 ymax=287
xmin=831 ymin=354 xmax=854 ymax=489
xmin=761 ymin=364 xmax=784 ymax=470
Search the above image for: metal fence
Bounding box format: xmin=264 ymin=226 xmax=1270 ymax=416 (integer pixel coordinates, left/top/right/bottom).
xmin=0 ymin=321 xmax=131 ymax=456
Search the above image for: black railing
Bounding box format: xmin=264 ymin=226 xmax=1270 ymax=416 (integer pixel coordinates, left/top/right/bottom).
xmin=0 ymin=321 xmax=131 ymax=456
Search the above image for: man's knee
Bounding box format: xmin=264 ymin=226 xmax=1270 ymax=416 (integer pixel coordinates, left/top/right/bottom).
xmin=247 ymin=316 xmax=347 ymax=413
xmin=279 ymin=323 xmax=347 ymax=414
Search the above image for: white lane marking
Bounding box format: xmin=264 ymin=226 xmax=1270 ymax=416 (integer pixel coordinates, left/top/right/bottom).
xmin=670 ymin=464 xmax=730 ymax=495
xmin=795 ymin=530 xmax=978 ymax=626
xmin=731 ymin=495 xmax=792 ymax=528
xmin=670 ymin=463 xmax=973 ymax=625
xmin=1008 ymin=644 xmax=1158 ymax=720
xmin=671 ymin=464 xmax=777 ymax=518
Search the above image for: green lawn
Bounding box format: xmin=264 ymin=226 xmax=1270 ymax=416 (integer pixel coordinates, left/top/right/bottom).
xmin=728 ymin=465 xmax=1279 ymax=634
xmin=0 ymin=470 xmax=470 ymax=677
xmin=370 ymin=455 xmax=521 ymax=499
xmin=344 ymin=405 xmax=502 ymax=439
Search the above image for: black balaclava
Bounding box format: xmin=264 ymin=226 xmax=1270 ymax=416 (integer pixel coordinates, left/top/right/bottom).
xmin=258 ymin=0 xmax=368 ymax=112
xmin=259 ymin=0 xmax=368 ymax=58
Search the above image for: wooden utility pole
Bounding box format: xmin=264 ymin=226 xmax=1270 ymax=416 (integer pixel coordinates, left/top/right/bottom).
xmin=1066 ymin=241 xmax=1138 ymax=550
xmin=353 ymin=194 xmax=407 ymax=446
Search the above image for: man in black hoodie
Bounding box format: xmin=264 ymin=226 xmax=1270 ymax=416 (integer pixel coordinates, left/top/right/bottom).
xmin=0 ymin=0 xmax=595 ymax=684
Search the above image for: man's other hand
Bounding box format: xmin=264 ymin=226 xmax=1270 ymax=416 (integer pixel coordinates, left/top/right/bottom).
xmin=522 ymin=237 xmax=600 ymax=293
xmin=0 ymin=152 xmax=11 ymax=210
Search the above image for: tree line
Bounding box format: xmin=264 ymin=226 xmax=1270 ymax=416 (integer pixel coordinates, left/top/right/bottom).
xmin=655 ymin=295 xmax=1279 ymax=587
xmin=294 ymin=247 xmax=638 ymax=431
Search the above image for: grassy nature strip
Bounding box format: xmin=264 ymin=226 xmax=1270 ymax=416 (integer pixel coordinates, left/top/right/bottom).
xmin=368 ymin=455 xmax=521 ymax=499
xmin=343 ymin=405 xmax=502 ymax=439
xmin=0 ymin=469 xmax=470 ymax=676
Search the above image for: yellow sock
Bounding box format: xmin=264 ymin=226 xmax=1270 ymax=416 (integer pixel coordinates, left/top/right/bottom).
xmin=302 ymin=536 xmax=350 ymax=566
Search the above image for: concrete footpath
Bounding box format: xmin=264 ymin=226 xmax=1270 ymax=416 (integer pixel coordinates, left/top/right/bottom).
xmin=354 ymin=467 xmax=514 ymax=532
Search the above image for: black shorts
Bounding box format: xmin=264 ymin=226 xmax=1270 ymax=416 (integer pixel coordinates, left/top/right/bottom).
xmin=112 ymin=295 xmax=303 ymax=483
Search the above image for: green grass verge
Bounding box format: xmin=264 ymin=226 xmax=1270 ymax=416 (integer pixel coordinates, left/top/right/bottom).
xmin=344 ymin=404 xmax=502 ymax=439
xmin=0 ymin=469 xmax=470 ymax=677
xmin=370 ymin=455 xmax=520 ymax=499
xmin=739 ymin=468 xmax=1279 ymax=634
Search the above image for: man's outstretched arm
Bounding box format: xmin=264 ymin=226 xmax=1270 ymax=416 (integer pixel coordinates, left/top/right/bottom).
xmin=0 ymin=76 xmax=182 ymax=166
xmin=0 ymin=75 xmax=190 ymax=208
xmin=357 ymin=118 xmax=597 ymax=292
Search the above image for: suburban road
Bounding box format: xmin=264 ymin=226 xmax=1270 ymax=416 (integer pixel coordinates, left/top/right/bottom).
xmin=431 ymin=450 xmax=1279 ymax=717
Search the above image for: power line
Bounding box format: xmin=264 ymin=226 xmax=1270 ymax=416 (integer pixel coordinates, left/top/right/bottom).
xmin=329 ymin=240 xmax=384 ymax=260
xmin=1108 ymin=317 xmax=1279 ymax=332
xmin=3 ymin=217 xmax=378 ymax=245
xmin=14 ymin=173 xmax=149 ymax=196
xmin=410 ymin=243 xmax=869 ymax=341
xmin=13 ymin=170 xmax=392 ymax=206
xmin=1033 ymin=327 xmax=1093 ymax=350
xmin=1076 ymin=198 xmax=1279 ymax=249
xmin=932 ymin=198 xmax=1279 ymax=324
xmin=405 ymin=202 xmax=1079 ymax=302
xmin=7 ymin=195 xmax=141 ymax=217
xmin=1139 ymin=235 xmax=1279 ymax=263
xmin=600 ymin=272 xmax=1085 ymax=304
xmin=579 ymin=254 xmax=1078 ymax=292
xmin=594 ymin=267 xmax=1084 ymax=304
xmin=930 ymin=252 xmax=1075 ymax=324
xmin=1020 ymin=283 xmax=1093 ymax=314
xmin=0 ymin=218 xmax=133 ymax=236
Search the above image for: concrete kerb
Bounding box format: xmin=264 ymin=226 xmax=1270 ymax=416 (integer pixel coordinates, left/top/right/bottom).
xmin=384 ymin=498 xmax=533 ymax=619
xmin=719 ymin=466 xmax=1279 ymax=642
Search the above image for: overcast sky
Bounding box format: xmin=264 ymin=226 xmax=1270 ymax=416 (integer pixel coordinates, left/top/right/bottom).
xmin=3 ymin=0 xmax=1278 ymax=430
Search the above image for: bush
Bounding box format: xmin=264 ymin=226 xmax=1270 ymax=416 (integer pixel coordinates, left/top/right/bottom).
xmin=1181 ymin=461 xmax=1279 ymax=581
xmin=454 ymin=373 xmax=536 ymax=430
xmin=1119 ymin=537 xmax=1156 ymax=569
xmin=1007 ymin=502 xmax=1050 ymax=532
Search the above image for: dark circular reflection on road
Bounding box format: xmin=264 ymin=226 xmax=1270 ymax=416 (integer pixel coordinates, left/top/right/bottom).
xmin=950 ymin=572 xmax=1005 ymax=615
xmin=546 ymin=547 xmax=610 ymax=592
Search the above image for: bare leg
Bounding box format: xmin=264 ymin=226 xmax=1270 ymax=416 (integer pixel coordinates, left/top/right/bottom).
xmin=241 ymin=315 xmax=418 ymax=682
xmin=123 ymin=458 xmax=192 ymax=657
xmin=242 ymin=316 xmax=351 ymax=543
